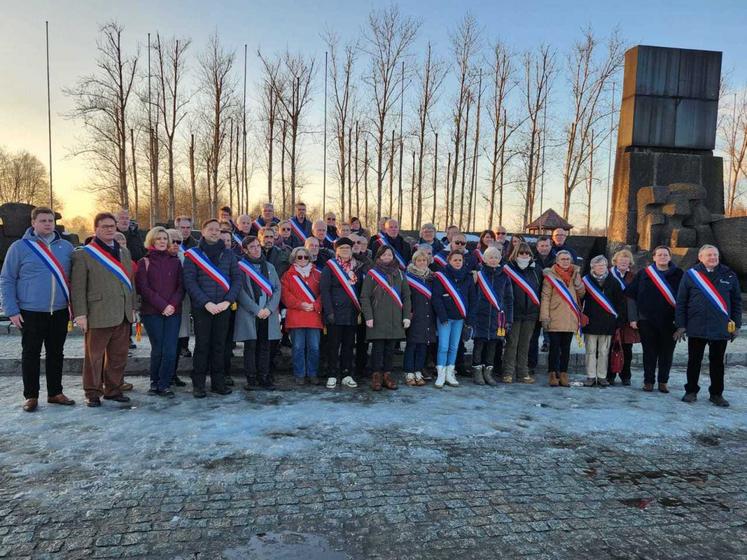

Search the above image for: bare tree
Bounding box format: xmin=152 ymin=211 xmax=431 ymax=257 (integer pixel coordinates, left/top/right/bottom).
xmin=360 ymin=5 xmax=419 ymax=220
xmin=561 ymin=28 xmax=623 ymax=219
xmin=720 ymin=88 xmax=747 ymax=215
xmin=0 ymin=148 xmax=61 ymax=208
xmin=467 ymin=68 xmax=484 ymax=231
xmin=257 ymin=53 xmax=282 ymax=204
xmin=189 ymin=132 xmax=196 ymax=220
xmin=64 ymin=21 xmax=138 ymax=208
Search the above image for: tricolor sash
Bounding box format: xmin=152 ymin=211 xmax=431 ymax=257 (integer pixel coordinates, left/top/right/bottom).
xmin=476 ymin=270 xmax=502 ymax=312
xmin=433 ymin=252 xmax=448 ymax=267
xmin=293 ymin=274 xmax=317 ymax=303
xmin=406 ymin=273 xmax=432 ymax=300
xmin=688 ymin=268 xmax=730 ymax=318
xmin=238 ymin=259 xmax=273 ymax=298
xmin=326 ymin=259 xmax=361 ymax=310
xmin=252 ymin=217 xmax=266 ymax=232
xmin=610 ymin=267 xmax=627 ymax=290
xmin=545 ymin=274 xmax=581 ymax=321
xmin=434 ymin=271 xmax=467 ymax=318
xmin=325 ymin=231 xmax=338 ymax=245
xmin=24 ymin=239 xmax=70 ymax=302
xmin=582 ymin=275 xmax=618 ymax=317
xmin=376 ymin=233 xmax=406 ymax=269
xmin=185 ymin=248 xmax=230 ymax=293
xmin=473 ymin=249 xmax=484 ymax=264
xmin=290 ymin=217 xmax=309 ymax=242
xmin=83 ymin=242 xmax=132 ymax=291
xmin=504 ymin=265 xmax=540 ymax=306
xmin=644 ymin=265 xmax=676 ymax=307
xmin=368 ymin=269 xmax=403 ymax=308
xmin=232 ymin=232 xmax=244 ymax=245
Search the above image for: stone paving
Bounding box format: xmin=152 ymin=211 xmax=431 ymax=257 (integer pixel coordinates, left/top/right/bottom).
xmin=0 ymin=364 xmax=746 ymax=559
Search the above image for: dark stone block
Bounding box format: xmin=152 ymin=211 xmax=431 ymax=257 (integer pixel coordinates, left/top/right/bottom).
xmin=631 ymin=96 xmax=676 ymax=147
xmin=654 ymin=153 xmax=701 ymax=186
xmin=694 ymin=224 xmax=716 ymax=246
xmin=677 ymin=49 xmax=721 ymax=100
xmin=702 ymin=156 xmax=725 ymax=214
xmin=712 ymin=217 xmax=747 ymax=279
xmin=631 ymin=46 xmax=680 ymax=97
xmin=0 ymin=203 xmax=33 ymax=238
xmin=674 ymin=99 xmax=718 ymax=149
xmin=670 ymin=227 xmax=696 ymax=247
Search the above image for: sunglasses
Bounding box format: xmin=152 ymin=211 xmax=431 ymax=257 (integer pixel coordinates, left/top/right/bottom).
xmin=518 ymin=251 xmax=531 ymax=255
xmin=453 ymin=240 xmax=466 ymax=245
xmin=280 ymin=228 xmax=290 ymax=232
xmin=171 ymin=240 xmax=180 ymax=245
xmin=496 ymin=232 xmax=507 ymax=236
xmin=296 ymin=255 xmax=310 ymax=261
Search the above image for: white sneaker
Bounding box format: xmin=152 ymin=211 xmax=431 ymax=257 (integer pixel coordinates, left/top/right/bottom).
xmin=445 ymin=365 xmax=459 ymax=387
xmin=414 ymin=371 xmax=425 ymax=385
xmin=341 ymin=375 xmax=358 ymax=388
xmin=435 ymin=366 xmax=446 ymax=388
xmin=326 ymin=377 xmax=337 ymax=389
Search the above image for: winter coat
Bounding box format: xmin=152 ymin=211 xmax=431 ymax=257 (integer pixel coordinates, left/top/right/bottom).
xmin=675 ymin=263 xmax=742 ymax=340
xmin=432 ymin=265 xmax=475 ymax=324
xmin=626 ymin=264 xmax=683 ymax=330
xmin=182 ymin=242 xmax=241 ymax=310
xmin=281 ymin=266 xmax=323 ymax=330
xmin=360 ymin=266 xmax=411 ymax=340
xmin=0 ymin=228 xmax=74 ymax=316
xmin=432 ymin=250 xmax=478 ymax=272
xmin=505 ymin=261 xmax=543 ymax=322
xmin=250 ymin=216 xmax=280 ymax=236
xmin=368 ymin=232 xmax=412 ymax=265
xmin=320 ymin=258 xmax=362 ymax=326
xmin=533 ymin=252 xmax=555 ymax=270
xmin=119 ymin=224 xmax=146 ymax=262
xmin=263 ymin=245 xmax=291 ymax=279
xmin=405 ymin=269 xmax=437 ymax=344
xmin=469 ymin=264 xmax=514 ymax=340
xmin=609 ymin=268 xmax=640 ymax=343
xmin=176 ymin=248 xmax=191 ymax=338
xmin=135 ymin=249 xmax=184 ymax=316
xmin=234 ymin=259 xmax=282 ymax=341
xmin=288 ymin=217 xmax=312 ymax=248
xmin=581 ymin=273 xmax=626 ymax=336
xmin=418 ymin=237 xmax=444 ymax=256
xmin=549 ymin=242 xmax=581 ymax=265
xmin=313 ymin=248 xmax=335 ymax=272
xmin=539 ymin=265 xmax=586 ymax=333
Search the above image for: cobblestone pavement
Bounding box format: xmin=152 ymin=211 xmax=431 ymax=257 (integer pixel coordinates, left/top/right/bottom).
xmin=1 ymin=366 xmax=746 ymax=559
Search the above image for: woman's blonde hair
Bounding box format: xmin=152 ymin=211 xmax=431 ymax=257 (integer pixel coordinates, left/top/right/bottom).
xmin=145 ymin=226 xmax=171 ymax=248
xmin=411 ymin=249 xmax=432 ymax=264
xmin=611 ymin=249 xmax=633 ymax=266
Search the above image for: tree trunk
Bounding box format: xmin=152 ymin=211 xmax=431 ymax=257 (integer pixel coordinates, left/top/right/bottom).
xmin=130 ymin=128 xmax=138 ymax=223
xmin=189 ymin=133 xmax=196 ymax=221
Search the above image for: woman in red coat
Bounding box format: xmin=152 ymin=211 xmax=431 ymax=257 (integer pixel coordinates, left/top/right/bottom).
xmin=607 ymin=249 xmax=640 ymax=385
xmin=281 ymin=246 xmax=323 ymax=384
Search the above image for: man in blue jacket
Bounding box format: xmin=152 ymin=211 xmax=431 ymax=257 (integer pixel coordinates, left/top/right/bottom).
xmin=675 ymin=245 xmax=742 ymax=407
xmin=0 ymin=207 xmax=76 ymax=412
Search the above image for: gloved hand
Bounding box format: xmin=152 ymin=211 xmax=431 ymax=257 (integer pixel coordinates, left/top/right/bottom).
xmin=673 ymin=327 xmax=687 ymax=342
xmin=403 ymin=318 xmax=411 ymax=329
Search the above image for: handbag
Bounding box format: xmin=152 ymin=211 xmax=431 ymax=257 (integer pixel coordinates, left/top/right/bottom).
xmin=609 ymin=329 xmax=624 ymax=375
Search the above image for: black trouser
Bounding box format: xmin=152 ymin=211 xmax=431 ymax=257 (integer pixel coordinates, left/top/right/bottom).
xmin=370 ymin=339 xmax=396 ymax=371
xmin=548 ymin=332 xmax=573 ymax=373
xmin=685 ymin=337 xmax=727 ymax=397
xmin=492 ymin=338 xmax=505 ymax=374
xmin=243 ymin=318 xmax=270 ymax=385
xmin=192 ymin=307 xmax=230 ymax=391
xmin=638 ymin=320 xmax=676 ymax=385
xmin=528 ymin=321 xmax=541 ymax=370
xmin=223 ymin=309 xmax=236 ymax=377
xmin=327 ymin=324 xmax=356 ymax=379
xmin=355 ymin=323 xmax=369 ymax=376
xmin=20 ymin=309 xmax=69 ymax=399
xmin=472 ymin=338 xmax=497 ymax=366
xmin=178 ymin=336 xmax=189 ymax=351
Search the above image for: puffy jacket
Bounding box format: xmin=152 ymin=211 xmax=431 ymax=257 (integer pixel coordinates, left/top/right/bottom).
xmin=675 ymin=263 xmax=742 ymax=340
xmin=360 ymin=266 xmax=411 ymax=340
xmin=626 ymin=264 xmax=683 ymax=330
xmin=135 ymin=249 xmax=184 ymax=316
xmin=281 ymin=266 xmax=323 ymax=330
xmin=320 ymin=258 xmax=362 ymax=326
xmin=581 ymin=273 xmax=625 ymax=336
xmin=469 ymin=265 xmax=514 ymax=340
xmin=182 ymin=242 xmax=241 ymax=310
xmin=505 ymin=261 xmax=543 ymax=322
xmin=0 ymin=228 xmax=74 ymax=316
xmin=539 ymin=265 xmax=586 ymax=333
xmin=432 ymin=265 xmax=475 ymax=323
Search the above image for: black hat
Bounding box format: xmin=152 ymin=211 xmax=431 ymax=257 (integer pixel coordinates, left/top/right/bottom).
xmin=334 ymin=237 xmax=353 ymax=250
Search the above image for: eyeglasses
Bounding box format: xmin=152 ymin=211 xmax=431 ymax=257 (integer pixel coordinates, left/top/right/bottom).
xmin=296 ymin=255 xmax=310 ymax=261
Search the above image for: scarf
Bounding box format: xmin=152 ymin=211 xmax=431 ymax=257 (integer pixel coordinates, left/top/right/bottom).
xmin=199 ymin=238 xmax=224 ymax=265
xmin=552 ymin=263 xmax=574 ymax=287
xmin=336 ymin=256 xmax=354 ymax=275
xmin=406 ymin=262 xmax=432 ymax=280
xmin=375 ymin=258 xmax=400 ymax=277
xmin=294 ymin=262 xmax=312 ymax=278
xmin=591 ymin=270 xmax=609 ymax=284
xmin=246 ymin=254 xmax=269 ymax=301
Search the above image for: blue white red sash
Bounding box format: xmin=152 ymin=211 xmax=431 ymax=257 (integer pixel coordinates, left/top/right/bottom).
xmin=644 ymin=265 xmax=676 ymax=307
xmin=504 ymin=265 xmax=540 ymax=306
xmin=326 ymin=259 xmax=361 ymax=310
xmin=610 ymin=267 xmax=627 ymax=290
xmin=185 ymin=248 xmax=230 ymax=293
xmin=433 ymin=252 xmax=448 ymax=267
xmin=368 ymin=269 xmax=403 ymax=308
xmin=376 ymin=233 xmax=406 ymax=269
xmin=582 ymin=275 xmax=618 ymax=317
xmin=406 ymin=273 xmax=432 ymax=300
xmin=545 ymin=274 xmax=581 ymax=321
xmin=476 ymin=270 xmax=502 ymax=312
xmin=290 ymin=217 xmax=309 ymax=242
xmin=238 ymin=259 xmax=273 ymax=298
xmin=434 ymin=271 xmax=467 ymax=318
xmin=473 ymin=249 xmax=484 ymax=264
xmin=232 ymin=232 xmax=244 ymax=245
xmin=688 ymin=268 xmax=730 ymax=318
xmin=252 ymin=217 xmax=265 ymax=232
xmin=325 ymin=231 xmax=338 ymax=245
xmin=83 ymin=242 xmax=132 ymax=291
xmin=293 ymin=274 xmax=317 ymax=303
xmin=24 ymin=239 xmax=70 ymax=302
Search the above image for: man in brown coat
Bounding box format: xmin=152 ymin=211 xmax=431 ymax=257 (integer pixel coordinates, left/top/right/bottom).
xmin=71 ymin=212 xmax=135 ymax=407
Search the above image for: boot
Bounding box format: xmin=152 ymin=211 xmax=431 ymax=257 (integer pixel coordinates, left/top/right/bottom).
xmin=548 ymin=371 xmax=559 ymax=387
xmin=371 ymin=371 xmax=383 ymax=391
xmin=472 ymin=365 xmax=485 ymax=385
xmin=445 ymin=365 xmax=459 ymax=387
xmin=502 ymin=373 xmax=513 ymax=384
xmin=382 ymin=372 xmax=398 ymax=390
xmin=658 ymin=383 xmax=669 ymax=394
xmin=435 ymin=366 xmax=446 ymax=388
xmin=23 ymin=398 xmax=38 ymax=412
xmin=414 ymin=372 xmax=426 ymax=386
xmin=405 ymin=372 xmax=417 ymax=387
xmin=483 ymin=366 xmax=498 ymax=386
xmin=558 ymin=372 xmax=570 ymax=387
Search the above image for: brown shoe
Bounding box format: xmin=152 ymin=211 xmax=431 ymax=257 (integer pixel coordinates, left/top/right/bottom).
xmin=371 ymin=371 xmax=383 ymax=391
xmin=548 ymin=372 xmax=559 ymax=387
xmin=47 ymin=393 xmax=76 ymax=406
xmin=382 ymin=372 xmax=398 ymax=390
xmin=502 ymin=375 xmax=513 ymax=384
xmin=643 ymin=383 xmax=654 ymax=392
xmin=658 ymin=383 xmax=669 ymax=393
xmin=23 ymin=398 xmax=38 ymax=412
xmin=120 ymin=382 xmax=134 ymax=392
xmin=558 ymin=372 xmax=570 ymax=387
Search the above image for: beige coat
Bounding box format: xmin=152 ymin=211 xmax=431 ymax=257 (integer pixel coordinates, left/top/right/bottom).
xmin=71 ymin=245 xmax=135 ymax=329
xmin=539 ymin=265 xmax=585 ymax=332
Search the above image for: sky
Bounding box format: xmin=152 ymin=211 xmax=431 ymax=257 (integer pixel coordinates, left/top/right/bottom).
xmin=1 ymin=0 xmax=746 ymax=229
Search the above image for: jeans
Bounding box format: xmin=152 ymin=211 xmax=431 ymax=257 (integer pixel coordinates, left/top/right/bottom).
xmin=437 ymin=320 xmax=463 ymax=366
xmin=584 ymin=334 xmax=611 ymax=379
xmin=685 ymin=337 xmax=727 ymax=396
xmin=370 ymin=339 xmax=397 ymax=371
xmin=326 ymin=324 xmax=356 ymax=378
xmin=20 ymin=309 xmax=69 ymax=399
xmin=548 ymin=332 xmax=573 ymax=373
xmin=472 ymin=338 xmax=497 ymax=366
xmin=141 ymin=313 xmax=181 ymax=391
xmin=403 ymin=341 xmax=428 ymax=372
xmin=638 ymin=320 xmax=676 ymax=384
xmin=192 ymin=307 xmax=230 ymax=391
xmin=290 ymin=328 xmax=321 ymax=378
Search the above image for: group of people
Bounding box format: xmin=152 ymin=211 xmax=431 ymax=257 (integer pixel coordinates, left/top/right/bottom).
xmin=0 ymin=202 xmax=741 ymax=412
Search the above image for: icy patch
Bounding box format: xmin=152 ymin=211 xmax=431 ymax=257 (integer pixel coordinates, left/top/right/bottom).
xmin=223 ymin=531 xmax=348 ymax=559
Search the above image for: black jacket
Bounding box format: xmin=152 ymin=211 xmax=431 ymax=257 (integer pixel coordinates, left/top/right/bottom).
xmin=406 ymin=271 xmax=437 ymax=344
xmin=582 ymin=273 xmax=625 ymax=335
xmin=432 ymin=265 xmax=475 ymax=323
xmin=469 ymin=264 xmax=514 ymax=340
xmin=368 ymin=232 xmax=412 ymax=264
xmin=626 ymin=264 xmax=683 ymax=330
xmin=505 ymin=261 xmax=543 ymax=322
xmin=320 ymin=259 xmax=362 ymax=326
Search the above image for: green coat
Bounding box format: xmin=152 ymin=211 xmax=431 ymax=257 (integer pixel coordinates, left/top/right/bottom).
xmin=360 ymin=268 xmax=411 ymax=340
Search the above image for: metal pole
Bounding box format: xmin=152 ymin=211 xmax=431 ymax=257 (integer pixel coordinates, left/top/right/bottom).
xmin=605 ymin=82 xmax=616 ymax=235
xmin=242 ymin=44 xmax=247 ymax=214
xmin=45 ymin=21 xmax=53 ymax=209
xmin=322 ymin=51 xmax=328 ymax=215
xmin=147 ymin=32 xmax=153 ymax=227
xmin=538 ymin=95 xmax=548 ymax=232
